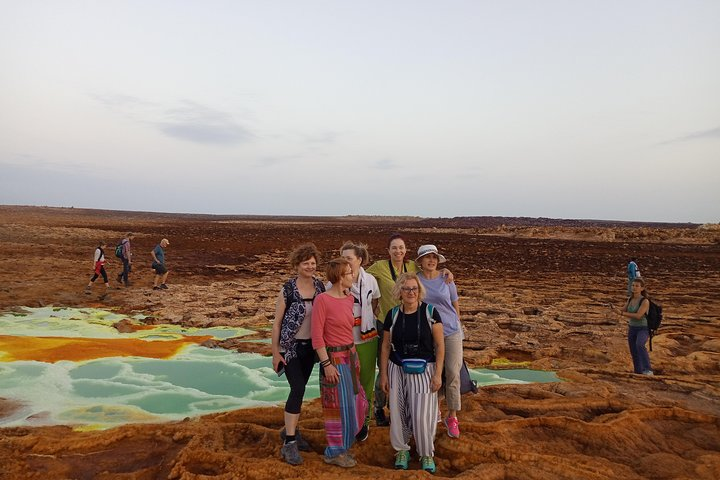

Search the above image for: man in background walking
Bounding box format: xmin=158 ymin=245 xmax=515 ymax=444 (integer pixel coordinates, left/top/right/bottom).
xmin=151 ymin=238 xmax=170 ymax=290
xmin=117 ymin=233 xmax=134 ymax=287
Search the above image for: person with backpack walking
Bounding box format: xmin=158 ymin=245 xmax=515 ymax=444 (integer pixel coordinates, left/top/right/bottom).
xmin=312 ymin=258 xmax=368 ymax=469
xmin=416 ymin=244 xmax=464 ymax=439
xmin=115 ymin=233 xmax=134 ymax=287
xmin=271 ymin=244 xmax=325 ymax=466
xmin=151 ymin=238 xmax=170 ymax=290
xmin=85 ymin=242 xmax=110 ymax=294
xmin=611 ymin=277 xmax=653 ymax=375
xmin=379 ymin=272 xmax=444 ymax=474
xmin=627 ymin=258 xmax=640 ymax=296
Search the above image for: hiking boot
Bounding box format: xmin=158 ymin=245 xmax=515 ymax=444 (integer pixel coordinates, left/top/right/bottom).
xmin=355 ymin=422 xmax=369 ymax=442
xmin=153 ymin=286 xmax=162 ymax=290
xmin=375 ymin=408 xmax=389 ymax=426
xmin=280 ymin=441 xmax=303 ymax=465
xmin=394 ymin=450 xmax=409 ymax=470
xmin=84 ymin=286 xmax=92 ymax=294
xmin=421 ymin=456 xmax=436 ymax=474
xmin=160 ymin=284 xmax=168 ymax=289
xmin=116 ymin=274 xmax=123 ymax=284
xmin=323 ymin=452 xmax=356 ymax=468
xmin=445 ymin=416 xmax=460 ymax=438
xmin=280 ymin=427 xmax=311 ymax=452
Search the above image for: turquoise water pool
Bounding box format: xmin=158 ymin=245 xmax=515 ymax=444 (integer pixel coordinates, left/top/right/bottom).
xmin=0 ymin=307 xmax=558 ymax=429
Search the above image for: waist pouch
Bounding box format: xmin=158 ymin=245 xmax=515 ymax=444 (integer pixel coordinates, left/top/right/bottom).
xmin=401 ymin=358 xmax=427 ymax=374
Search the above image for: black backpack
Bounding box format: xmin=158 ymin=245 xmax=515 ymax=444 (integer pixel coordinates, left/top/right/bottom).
xmin=646 ymin=299 xmax=663 ymax=351
xmin=389 ymin=304 xmax=478 ymax=395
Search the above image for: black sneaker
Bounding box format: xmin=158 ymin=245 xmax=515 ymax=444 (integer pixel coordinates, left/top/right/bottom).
xmin=153 ymin=286 xmax=162 ymax=290
xmin=280 ymin=427 xmax=312 ymax=452
xmin=280 ymin=441 xmax=303 ymax=465
xmin=159 ymin=284 xmax=169 ymax=289
xmin=356 ymin=423 xmax=369 ymax=442
xmin=375 ymin=409 xmax=389 ymax=427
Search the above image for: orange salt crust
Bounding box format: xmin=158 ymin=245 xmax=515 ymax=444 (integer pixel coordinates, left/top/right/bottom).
xmin=0 ymin=334 xmax=212 ymax=363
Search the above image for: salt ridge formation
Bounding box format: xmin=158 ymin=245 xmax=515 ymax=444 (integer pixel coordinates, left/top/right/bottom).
xmin=0 ymin=206 xmax=718 ymax=479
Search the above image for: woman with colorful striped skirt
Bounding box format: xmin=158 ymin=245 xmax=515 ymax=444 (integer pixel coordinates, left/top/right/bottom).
xmin=312 ymin=258 xmax=369 ymax=468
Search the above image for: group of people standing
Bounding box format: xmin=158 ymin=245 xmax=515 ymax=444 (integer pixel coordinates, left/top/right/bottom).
xmin=85 ymin=233 xmax=171 ymax=294
xmin=271 ymin=234 xmax=465 ymax=473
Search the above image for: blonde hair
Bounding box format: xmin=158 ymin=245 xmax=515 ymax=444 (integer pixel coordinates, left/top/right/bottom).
xmin=339 ymin=241 xmax=371 ymax=266
xmin=391 ymin=272 xmax=426 ymax=302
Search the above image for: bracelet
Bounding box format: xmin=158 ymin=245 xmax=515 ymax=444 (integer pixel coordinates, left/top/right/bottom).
xmin=320 ymin=359 xmax=331 ymax=368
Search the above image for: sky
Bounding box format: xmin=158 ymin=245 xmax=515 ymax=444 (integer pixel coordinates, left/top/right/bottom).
xmin=1 ymin=1 xmax=718 ymax=223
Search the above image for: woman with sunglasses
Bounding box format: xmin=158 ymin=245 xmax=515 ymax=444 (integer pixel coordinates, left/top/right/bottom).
xmin=271 ymin=244 xmax=325 ymax=466
xmin=379 ymin=272 xmax=444 ymax=474
xmin=312 ymin=258 xmax=369 ymax=468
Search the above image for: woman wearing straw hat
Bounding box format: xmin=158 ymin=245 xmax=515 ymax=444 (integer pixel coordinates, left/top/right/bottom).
xmin=416 ymin=244 xmax=463 ymax=439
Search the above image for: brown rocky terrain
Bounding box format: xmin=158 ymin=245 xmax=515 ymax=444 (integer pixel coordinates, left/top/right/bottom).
xmin=0 ymin=205 xmax=718 ymax=479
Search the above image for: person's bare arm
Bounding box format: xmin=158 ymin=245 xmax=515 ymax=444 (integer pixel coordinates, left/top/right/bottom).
xmin=431 ymin=323 xmax=444 ymax=392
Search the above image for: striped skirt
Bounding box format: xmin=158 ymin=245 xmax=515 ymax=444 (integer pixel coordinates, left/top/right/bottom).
xmin=321 ymin=345 xmax=368 ymax=458
xmin=388 ymin=361 xmax=438 ymax=457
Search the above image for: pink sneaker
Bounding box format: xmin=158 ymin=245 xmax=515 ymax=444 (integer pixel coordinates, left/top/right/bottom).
xmin=444 ymin=416 xmax=460 ymax=438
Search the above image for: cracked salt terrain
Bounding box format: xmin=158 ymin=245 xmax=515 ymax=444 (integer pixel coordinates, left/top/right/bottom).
xmin=0 ymin=206 xmax=718 ymax=479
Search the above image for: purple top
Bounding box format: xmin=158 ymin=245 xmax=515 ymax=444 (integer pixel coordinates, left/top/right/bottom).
xmin=418 ymin=273 xmax=460 ymax=337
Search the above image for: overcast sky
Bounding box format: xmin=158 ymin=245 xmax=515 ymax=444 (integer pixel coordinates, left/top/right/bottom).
xmin=1 ymin=1 xmax=718 ymax=223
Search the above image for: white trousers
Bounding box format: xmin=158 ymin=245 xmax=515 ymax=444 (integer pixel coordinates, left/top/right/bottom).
xmin=388 ymin=361 xmax=438 ymax=457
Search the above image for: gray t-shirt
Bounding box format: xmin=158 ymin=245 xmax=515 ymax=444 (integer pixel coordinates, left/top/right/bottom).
xmin=418 ymin=274 xmax=460 ymax=337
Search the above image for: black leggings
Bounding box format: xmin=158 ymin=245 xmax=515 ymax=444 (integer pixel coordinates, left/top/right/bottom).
xmin=284 ymin=340 xmax=316 ymax=414
xmin=90 ymin=266 xmax=108 ymax=283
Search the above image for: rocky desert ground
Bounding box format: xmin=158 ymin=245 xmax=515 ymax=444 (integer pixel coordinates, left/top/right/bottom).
xmin=0 ymin=205 xmax=718 ymax=479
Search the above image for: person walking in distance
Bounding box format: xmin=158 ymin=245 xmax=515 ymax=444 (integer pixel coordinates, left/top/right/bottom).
xmin=85 ymin=242 xmax=110 ymax=294
xmin=116 ymin=233 xmax=134 ymax=287
xmin=627 ymin=258 xmax=640 ymax=296
xmin=151 ymin=238 xmax=170 ymax=290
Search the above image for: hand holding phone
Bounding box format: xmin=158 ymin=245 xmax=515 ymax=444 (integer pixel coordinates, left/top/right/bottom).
xmin=276 ymin=361 xmax=285 ymax=377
